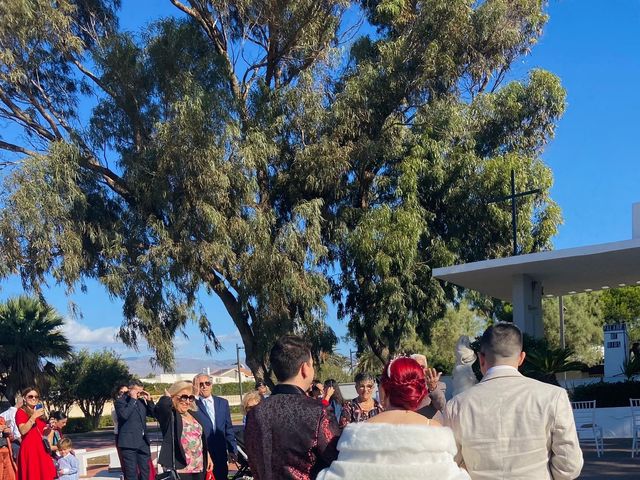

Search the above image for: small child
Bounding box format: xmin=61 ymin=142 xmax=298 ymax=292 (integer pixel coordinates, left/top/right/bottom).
xmin=56 ymin=438 xmax=78 ymax=480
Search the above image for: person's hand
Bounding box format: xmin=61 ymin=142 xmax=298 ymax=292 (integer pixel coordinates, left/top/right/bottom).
xmin=139 ymin=390 xmax=150 ymax=401
xmin=31 ymin=408 xmax=45 ymax=420
xmin=2 ymin=427 xmax=10 ymax=435
xmin=425 ymin=367 xmax=442 ymax=391
xmin=324 ymin=386 xmax=335 ymax=400
xmin=164 ymin=389 xmax=171 ymax=397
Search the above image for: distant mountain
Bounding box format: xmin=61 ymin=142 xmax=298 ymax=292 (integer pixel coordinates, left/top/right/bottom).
xmin=122 ymin=355 xmax=236 ymax=377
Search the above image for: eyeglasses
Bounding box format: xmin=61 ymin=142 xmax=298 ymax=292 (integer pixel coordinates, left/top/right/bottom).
xmin=199 ymin=381 xmax=212 ymax=387
xmin=26 ymin=395 xmax=40 ymax=400
xmin=176 ymin=395 xmax=196 ymax=403
xmin=357 ymin=384 xmax=374 ymax=390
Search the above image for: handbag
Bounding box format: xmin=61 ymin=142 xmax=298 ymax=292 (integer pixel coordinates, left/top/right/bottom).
xmin=205 ymin=470 xmax=215 ymax=480
xmin=157 ymin=410 xmax=180 ymax=480
xmin=36 ymin=423 xmax=52 ymax=454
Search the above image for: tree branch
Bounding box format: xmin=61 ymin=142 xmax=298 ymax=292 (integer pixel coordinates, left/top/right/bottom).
xmin=0 ymin=140 xmax=37 ymax=157
xmin=0 ymin=90 xmax=58 ymax=142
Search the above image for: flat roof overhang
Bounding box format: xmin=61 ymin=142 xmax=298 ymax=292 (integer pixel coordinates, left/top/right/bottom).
xmin=432 ymin=238 xmax=640 ymax=302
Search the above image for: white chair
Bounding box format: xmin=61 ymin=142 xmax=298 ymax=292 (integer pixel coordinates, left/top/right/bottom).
xmin=631 ymin=398 xmax=640 ymax=458
xmin=571 ymin=400 xmax=604 ymax=457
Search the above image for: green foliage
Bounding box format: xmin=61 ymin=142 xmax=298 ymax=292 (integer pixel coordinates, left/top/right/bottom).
xmin=571 ymin=381 xmax=640 ymax=408
xmin=0 ymin=1 xmax=564 ymax=375
xmin=333 ymin=1 xmax=565 ymax=363
xmin=543 ymin=293 xmax=604 ymax=366
xmin=355 ymin=349 xmax=384 ymax=376
xmin=620 ymin=356 xmax=640 ymax=381
xmin=423 ymin=302 xmax=486 ymax=374
xmin=64 ymin=417 xmax=92 ymax=434
xmin=57 ymin=349 xmax=131 ymax=430
xmin=602 ymin=286 xmax=640 ymax=341
xmin=316 ymin=354 xmax=352 ymax=383
xmin=141 ymin=381 xmax=256 ymax=397
xmin=521 ymin=345 xmax=585 ymax=386
xmin=0 ymin=0 xmax=346 ymax=380
xmin=0 ymin=296 xmax=71 ymax=402
xmin=98 ymin=414 xmax=114 ymax=429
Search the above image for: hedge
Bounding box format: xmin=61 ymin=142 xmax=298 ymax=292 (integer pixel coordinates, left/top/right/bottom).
xmin=143 ymin=381 xmax=256 ymax=396
xmin=570 ymin=381 xmax=640 ymax=408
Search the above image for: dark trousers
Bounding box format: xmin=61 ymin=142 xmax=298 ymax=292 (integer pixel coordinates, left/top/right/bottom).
xmin=121 ymin=447 xmax=151 ymax=480
xmin=212 ymin=453 xmax=228 ymax=480
xmin=177 ymin=473 xmax=204 ymax=480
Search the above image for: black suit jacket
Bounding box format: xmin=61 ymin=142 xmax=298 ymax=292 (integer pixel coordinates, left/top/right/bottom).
xmin=115 ymin=394 xmax=155 ymax=452
xmin=154 ymin=396 xmax=209 ymax=471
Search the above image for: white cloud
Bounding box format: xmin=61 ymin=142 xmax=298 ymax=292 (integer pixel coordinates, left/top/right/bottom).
xmin=60 ymin=318 xmax=119 ymax=346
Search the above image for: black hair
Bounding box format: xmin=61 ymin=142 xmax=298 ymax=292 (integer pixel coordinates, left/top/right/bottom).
xmin=324 ymin=379 xmax=345 ymax=405
xmin=480 ymin=323 xmax=523 ymax=359
xmin=354 ymin=372 xmax=376 ymax=385
xmin=49 ymin=411 xmax=67 ymax=421
xmin=269 ymin=335 xmax=312 ymax=382
xmin=128 ymin=379 xmax=144 ymax=389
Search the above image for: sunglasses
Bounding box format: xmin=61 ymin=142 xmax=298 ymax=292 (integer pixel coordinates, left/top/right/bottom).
xmin=199 ymin=381 xmax=212 ymax=387
xmin=26 ymin=395 xmax=40 ymax=400
xmin=176 ymin=394 xmax=196 ymax=403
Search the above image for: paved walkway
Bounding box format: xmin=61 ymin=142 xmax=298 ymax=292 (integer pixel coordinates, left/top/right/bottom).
xmin=579 ymin=438 xmax=640 ymax=479
xmin=72 ymin=428 xmax=640 ymax=479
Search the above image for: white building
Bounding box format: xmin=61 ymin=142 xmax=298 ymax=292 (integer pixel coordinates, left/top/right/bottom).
xmin=141 ymin=365 xmax=254 ymax=385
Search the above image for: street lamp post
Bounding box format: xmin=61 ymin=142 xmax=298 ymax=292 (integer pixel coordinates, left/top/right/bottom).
xmin=236 ymin=344 xmax=245 ymax=404
xmin=349 ymin=350 xmax=356 ymax=372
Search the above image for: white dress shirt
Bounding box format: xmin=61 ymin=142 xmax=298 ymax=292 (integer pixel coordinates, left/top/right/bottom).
xmin=0 ymin=406 xmax=21 ymax=440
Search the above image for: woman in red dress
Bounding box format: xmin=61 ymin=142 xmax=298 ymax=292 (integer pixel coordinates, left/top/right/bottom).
xmin=15 ymin=387 xmax=55 ymax=480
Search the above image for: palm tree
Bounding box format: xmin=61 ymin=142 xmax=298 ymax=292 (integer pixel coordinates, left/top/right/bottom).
xmin=355 ymin=349 xmax=384 ymax=376
xmin=521 ymin=346 xmax=585 ymax=386
xmin=0 ymin=296 xmax=71 ymax=403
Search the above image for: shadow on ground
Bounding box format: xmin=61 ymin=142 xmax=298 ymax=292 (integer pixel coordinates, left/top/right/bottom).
xmin=580 ymin=438 xmax=640 ymax=479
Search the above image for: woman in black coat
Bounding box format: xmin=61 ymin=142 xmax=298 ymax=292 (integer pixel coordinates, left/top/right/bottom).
xmin=155 ymin=381 xmax=213 ymax=480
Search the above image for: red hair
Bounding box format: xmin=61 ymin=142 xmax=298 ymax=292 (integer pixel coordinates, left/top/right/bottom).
xmin=380 ymin=357 xmax=427 ymax=411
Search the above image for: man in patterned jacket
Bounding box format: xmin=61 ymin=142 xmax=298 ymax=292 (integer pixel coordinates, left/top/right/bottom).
xmin=245 ymin=335 xmax=341 ymax=480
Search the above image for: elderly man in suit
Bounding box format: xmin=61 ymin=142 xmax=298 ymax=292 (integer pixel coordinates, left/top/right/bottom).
xmin=444 ymin=323 xmax=583 ymax=480
xmin=114 ymin=379 xmax=155 ymax=480
xmin=410 ymin=353 xmax=446 ymax=419
xmin=194 ymin=373 xmax=237 ymax=480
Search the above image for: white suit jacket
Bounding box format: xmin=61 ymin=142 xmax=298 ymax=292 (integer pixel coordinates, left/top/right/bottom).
xmin=444 ymin=367 xmax=583 ymax=480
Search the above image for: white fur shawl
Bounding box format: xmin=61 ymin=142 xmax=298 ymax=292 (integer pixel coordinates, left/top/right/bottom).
xmin=316 ymin=422 xmax=470 ymax=480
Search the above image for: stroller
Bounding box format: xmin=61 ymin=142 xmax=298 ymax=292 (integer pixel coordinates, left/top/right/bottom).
xmin=230 ymin=428 xmax=253 ymax=480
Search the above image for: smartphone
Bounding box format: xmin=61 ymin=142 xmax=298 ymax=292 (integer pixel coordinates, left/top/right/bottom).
xmin=35 ymin=403 xmax=43 ymax=410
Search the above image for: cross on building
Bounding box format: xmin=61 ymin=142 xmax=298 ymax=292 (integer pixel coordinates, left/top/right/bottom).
xmin=488 ymin=169 xmax=541 ymax=256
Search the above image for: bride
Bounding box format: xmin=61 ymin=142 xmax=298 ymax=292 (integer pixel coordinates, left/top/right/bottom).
xmin=316 ymin=357 xmax=470 ymax=480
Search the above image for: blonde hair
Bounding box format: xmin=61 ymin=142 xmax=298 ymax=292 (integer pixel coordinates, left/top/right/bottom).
xmin=241 ymin=390 xmax=262 ymax=414
xmin=167 ymin=380 xmax=194 ymax=397
xmin=58 ymin=438 xmax=73 ymax=450
xmin=168 ymin=380 xmax=198 ymax=411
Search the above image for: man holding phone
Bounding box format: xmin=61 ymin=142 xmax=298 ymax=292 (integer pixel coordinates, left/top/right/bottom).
xmin=115 ymin=379 xmax=155 ymax=480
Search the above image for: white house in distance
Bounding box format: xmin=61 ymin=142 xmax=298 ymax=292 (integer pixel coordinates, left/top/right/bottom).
xmin=141 ymin=364 xmax=254 ymax=384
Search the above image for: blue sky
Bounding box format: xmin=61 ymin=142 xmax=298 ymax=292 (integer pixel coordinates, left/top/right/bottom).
xmin=1 ymin=0 xmax=639 ymax=366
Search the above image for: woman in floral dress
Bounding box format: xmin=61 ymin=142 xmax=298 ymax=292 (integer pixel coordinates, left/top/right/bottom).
xmin=155 ymin=381 xmax=213 ymax=480
xmin=339 ymin=372 xmax=384 ymax=427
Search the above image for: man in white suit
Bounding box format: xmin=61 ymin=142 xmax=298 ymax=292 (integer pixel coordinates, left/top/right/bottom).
xmin=444 ymin=323 xmax=583 ymax=480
